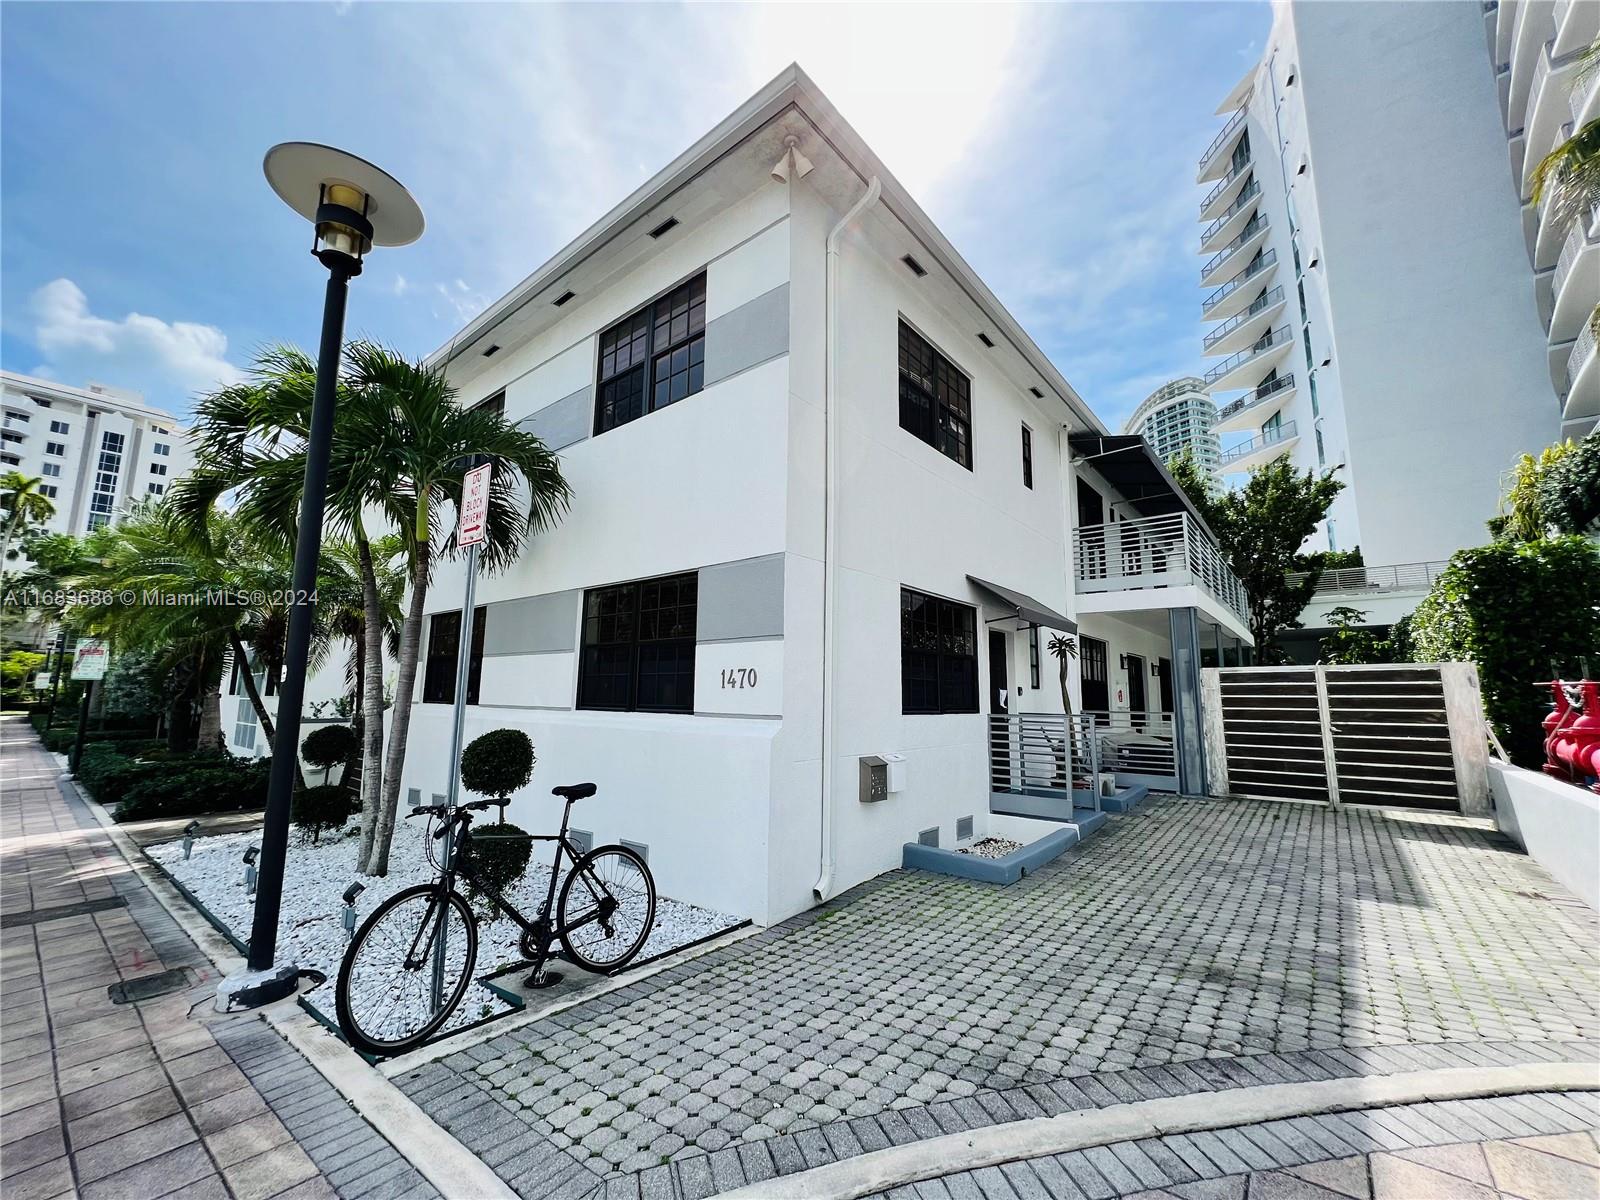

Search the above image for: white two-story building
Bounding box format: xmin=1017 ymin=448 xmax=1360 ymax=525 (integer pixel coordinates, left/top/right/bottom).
xmin=365 ymin=67 xmax=1253 ymax=927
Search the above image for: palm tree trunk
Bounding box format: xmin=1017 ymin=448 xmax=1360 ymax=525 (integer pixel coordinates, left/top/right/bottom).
xmin=345 ymin=624 xmax=365 ymax=792
xmin=366 ymin=549 xmax=428 ymax=877
xmin=355 ymin=532 xmax=388 ymax=873
xmin=197 ymin=685 xmax=223 ymax=749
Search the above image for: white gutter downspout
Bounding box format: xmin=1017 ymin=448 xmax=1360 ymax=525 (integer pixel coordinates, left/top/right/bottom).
xmin=814 ymin=175 xmax=881 ymax=904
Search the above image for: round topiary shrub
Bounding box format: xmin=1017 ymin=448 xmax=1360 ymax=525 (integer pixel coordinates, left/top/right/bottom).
xmin=460 ymin=728 xmax=535 ymax=805
xmin=292 ymin=783 xmax=356 ymax=844
xmin=462 ymin=822 xmax=533 ymax=918
xmin=301 ymin=724 xmax=358 ymax=784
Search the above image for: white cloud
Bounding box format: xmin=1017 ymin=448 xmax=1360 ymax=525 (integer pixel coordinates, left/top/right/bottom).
xmin=29 ymin=278 xmax=243 ymax=395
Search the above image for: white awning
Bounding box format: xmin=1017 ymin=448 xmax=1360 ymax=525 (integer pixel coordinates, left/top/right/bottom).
xmin=967 ymin=576 xmax=1077 ymax=633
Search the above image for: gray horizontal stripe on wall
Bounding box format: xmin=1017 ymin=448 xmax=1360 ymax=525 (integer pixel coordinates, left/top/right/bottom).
xmin=518 ymin=385 xmax=591 ymax=452
xmin=704 ymin=283 xmax=789 ymax=388
xmin=482 ymin=589 xmax=580 ymax=656
xmin=697 ymin=554 xmax=784 ymax=643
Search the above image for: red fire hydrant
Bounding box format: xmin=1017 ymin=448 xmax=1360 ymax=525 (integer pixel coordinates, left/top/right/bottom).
xmin=1542 ymin=680 xmax=1600 ymax=793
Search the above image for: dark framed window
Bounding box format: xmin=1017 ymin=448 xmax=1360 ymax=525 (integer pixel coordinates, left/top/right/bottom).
xmin=900 ymin=589 xmax=978 ymax=714
xmin=422 ymin=607 xmax=487 ymax=705
xmin=472 ymin=392 xmax=506 ymax=417
xmin=1021 ymin=425 xmax=1034 ymax=489
xmin=595 ymin=273 xmax=707 ymax=435
xmin=577 ymin=572 xmax=698 ymax=712
xmin=898 ymin=321 xmax=972 ymax=469
xmin=1029 ymin=625 xmax=1041 ymax=688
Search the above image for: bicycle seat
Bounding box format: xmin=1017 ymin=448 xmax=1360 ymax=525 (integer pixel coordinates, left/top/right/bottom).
xmin=552 ymin=782 xmax=596 ymax=801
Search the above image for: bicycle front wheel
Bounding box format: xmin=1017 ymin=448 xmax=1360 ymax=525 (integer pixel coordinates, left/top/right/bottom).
xmin=335 ymin=884 xmax=478 ymax=1057
xmin=558 ymin=846 xmax=656 ymax=973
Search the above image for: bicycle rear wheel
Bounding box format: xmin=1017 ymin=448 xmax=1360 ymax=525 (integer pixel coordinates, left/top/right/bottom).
xmin=335 ymin=884 xmax=478 ymax=1057
xmin=557 ymin=845 xmax=655 ymax=973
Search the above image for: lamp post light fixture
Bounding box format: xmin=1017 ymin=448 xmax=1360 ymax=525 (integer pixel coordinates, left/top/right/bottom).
xmin=215 ymin=144 xmax=422 ymax=1014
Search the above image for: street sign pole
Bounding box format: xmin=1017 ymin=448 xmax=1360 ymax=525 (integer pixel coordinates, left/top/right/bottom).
xmin=432 ymin=461 xmax=491 ymax=1013
xmin=68 ymin=639 xmax=110 ymax=774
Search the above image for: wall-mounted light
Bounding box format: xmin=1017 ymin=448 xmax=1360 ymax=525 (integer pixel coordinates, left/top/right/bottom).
xmin=1119 ymin=655 xmax=1130 ymax=670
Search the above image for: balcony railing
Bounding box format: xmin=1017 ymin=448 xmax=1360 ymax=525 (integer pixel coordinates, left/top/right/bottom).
xmin=1569 ymin=316 xmax=1597 ymax=382
xmin=1203 ymin=286 xmax=1285 ymax=351
xmin=1285 ymin=560 xmax=1450 ymax=594
xmin=1203 ymin=326 xmax=1291 ymax=385
xmin=1570 ymin=64 xmax=1599 ymax=123
xmin=1218 ymin=420 xmax=1298 ymax=469
xmin=1086 ymin=710 xmax=1178 ymax=785
xmin=1199 ymin=156 xmax=1253 ymax=217
xmin=1201 ymin=214 xmax=1269 ymax=281
xmin=1200 ymin=180 xmax=1262 ymax=245
xmin=1202 ymin=249 xmax=1278 ymax=316
xmin=1553 ymin=206 xmax=1598 ymax=299
xmin=1199 ymin=106 xmax=1248 ymax=172
xmin=989 ymin=713 xmax=1099 ymax=808
xmin=1215 ymin=373 xmax=1294 ymax=422
xmin=1526 ymin=39 xmax=1553 ymax=138
xmin=1075 ymin=511 xmax=1249 ymax=625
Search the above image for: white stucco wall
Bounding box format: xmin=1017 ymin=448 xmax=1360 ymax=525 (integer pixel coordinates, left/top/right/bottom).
xmin=1490 ymin=760 xmax=1600 ymax=912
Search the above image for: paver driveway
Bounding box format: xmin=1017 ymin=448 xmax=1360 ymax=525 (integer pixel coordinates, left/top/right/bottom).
xmin=396 ymin=796 xmax=1599 ymax=1198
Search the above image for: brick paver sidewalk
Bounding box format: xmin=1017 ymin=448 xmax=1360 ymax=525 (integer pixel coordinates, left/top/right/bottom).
xmin=0 ymin=717 xmax=435 ymax=1200
xmin=398 ymin=794 xmax=1600 ymax=1199
xmin=882 ymin=1091 xmax=1600 ymax=1199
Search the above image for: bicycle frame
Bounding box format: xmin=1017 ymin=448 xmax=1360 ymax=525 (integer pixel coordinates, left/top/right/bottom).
xmin=406 ymin=798 xmax=610 ymax=987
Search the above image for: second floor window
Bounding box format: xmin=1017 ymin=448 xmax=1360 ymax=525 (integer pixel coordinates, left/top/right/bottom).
xmin=422 ymin=607 xmax=486 ymax=705
xmin=1021 ymin=425 xmax=1034 ymax=489
xmin=153 ymin=441 xmax=170 ymax=456
xmin=577 ymin=572 xmax=698 ymax=713
xmin=898 ymin=321 xmax=972 ymax=470
xmin=595 ymin=273 xmax=707 ymax=435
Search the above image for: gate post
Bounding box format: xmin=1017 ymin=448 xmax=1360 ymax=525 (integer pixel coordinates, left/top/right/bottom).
xmin=1168 ymin=607 xmax=1207 ymax=796
xmin=1441 ymin=662 xmax=1491 ymax=816
xmin=1200 ymin=668 xmax=1228 ymax=797
xmin=1313 ymin=664 xmax=1342 ymax=809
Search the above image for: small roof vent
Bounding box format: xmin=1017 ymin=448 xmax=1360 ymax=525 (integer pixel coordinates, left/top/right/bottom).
xmin=901 ymin=254 xmax=928 ymax=278
xmin=1029 ymin=387 xmax=1045 ymax=399
xmin=552 ymin=290 xmax=576 ymax=307
xmin=648 ymin=217 xmax=679 ymax=239
xmin=481 ymin=344 xmax=501 ymax=358
xmin=977 ymin=333 xmax=995 ymax=349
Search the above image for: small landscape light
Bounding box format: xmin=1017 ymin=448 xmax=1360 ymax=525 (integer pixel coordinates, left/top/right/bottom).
xmin=243 ymin=844 xmax=260 ymax=895
xmin=341 ymin=881 xmax=365 ymax=940
xmin=182 ymin=820 xmax=201 ymax=860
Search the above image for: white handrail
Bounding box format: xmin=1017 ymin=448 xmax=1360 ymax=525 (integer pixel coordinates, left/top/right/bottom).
xmin=1075 ymin=512 xmax=1249 ymax=624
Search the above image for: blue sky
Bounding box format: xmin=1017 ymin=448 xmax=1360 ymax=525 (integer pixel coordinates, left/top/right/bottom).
xmin=1 ymin=1 xmax=1265 ymax=431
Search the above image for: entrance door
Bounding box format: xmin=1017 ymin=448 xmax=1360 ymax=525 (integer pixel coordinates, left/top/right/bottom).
xmin=1126 ymin=653 xmax=1147 ymax=730
xmin=1079 ymin=636 xmax=1109 ymax=713
xmin=988 ymin=631 xmax=1010 ymax=788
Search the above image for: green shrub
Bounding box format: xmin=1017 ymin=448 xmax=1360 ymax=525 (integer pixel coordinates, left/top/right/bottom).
xmin=1410 ymin=535 xmax=1600 ymax=768
xmin=292 ymin=784 xmax=356 ymax=844
xmin=113 ymin=758 xmax=270 ymax=821
xmin=460 ymin=729 xmax=535 ymax=803
xmin=1537 ymin=430 xmax=1599 ymax=536
xmin=462 ymin=822 xmax=533 ymax=919
xmin=300 ymin=724 xmax=357 ymax=784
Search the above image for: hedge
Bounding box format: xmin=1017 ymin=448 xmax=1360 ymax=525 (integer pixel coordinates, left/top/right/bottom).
xmin=1410 ymin=535 xmax=1600 ymax=768
xmin=66 ymin=737 xmax=271 ymax=822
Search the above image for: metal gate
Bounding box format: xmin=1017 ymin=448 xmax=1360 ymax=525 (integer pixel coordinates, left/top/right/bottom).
xmin=1202 ymin=663 xmax=1488 ymax=814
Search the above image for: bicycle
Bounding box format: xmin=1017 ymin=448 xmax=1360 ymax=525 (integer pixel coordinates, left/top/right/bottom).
xmin=334 ymin=782 xmax=656 ymax=1056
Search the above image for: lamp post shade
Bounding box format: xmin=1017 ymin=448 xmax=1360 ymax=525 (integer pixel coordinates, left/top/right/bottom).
xmin=262 ymin=142 xmax=424 ymax=248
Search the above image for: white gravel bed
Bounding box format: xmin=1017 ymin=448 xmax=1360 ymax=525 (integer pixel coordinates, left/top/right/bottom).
xmin=148 ymin=821 xmax=742 ymax=1041
xmin=958 ymin=837 xmax=1024 ymax=859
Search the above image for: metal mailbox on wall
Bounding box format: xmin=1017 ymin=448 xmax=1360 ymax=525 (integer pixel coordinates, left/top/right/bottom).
xmin=859 ymin=755 xmax=888 ymax=803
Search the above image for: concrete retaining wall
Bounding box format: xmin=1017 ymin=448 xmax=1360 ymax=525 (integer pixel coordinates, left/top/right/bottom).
xmin=1489 ymin=760 xmax=1599 ymax=912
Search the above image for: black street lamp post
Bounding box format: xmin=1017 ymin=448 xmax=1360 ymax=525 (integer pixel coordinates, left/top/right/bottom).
xmin=216 ymin=144 xmax=422 ymax=1011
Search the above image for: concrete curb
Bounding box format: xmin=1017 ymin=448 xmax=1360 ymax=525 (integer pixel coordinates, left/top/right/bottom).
xmin=67 ymin=767 xmax=518 ymax=1200
xmin=715 ymin=1061 xmax=1600 ymax=1200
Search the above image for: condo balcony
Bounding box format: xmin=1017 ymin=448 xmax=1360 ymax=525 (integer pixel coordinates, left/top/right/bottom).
xmin=1218 ymin=420 xmax=1299 ymax=473
xmin=1555 ymin=0 xmax=1600 ymax=58
xmin=1520 ymin=39 xmax=1590 ymax=202
xmin=1199 ymin=180 xmax=1262 ymax=254
xmin=1202 ymin=286 xmax=1286 ymax=357
xmin=1203 ymin=326 xmax=1292 ymax=393
xmin=1199 ymin=157 xmax=1254 ymax=223
xmin=1550 ymin=205 xmax=1599 ymax=343
xmin=1565 ymin=316 xmax=1599 ymax=423
xmin=1286 ymin=560 xmax=1451 ymax=596
xmin=1200 ymin=214 xmax=1270 ymax=288
xmin=1197 ymin=106 xmax=1248 ymax=184
xmin=1213 ymin=373 xmax=1296 ymax=434
xmin=1201 ymin=250 xmax=1278 ymax=322
xmin=1075 ymin=511 xmax=1249 ymax=628
xmin=1533 ymin=121 xmax=1575 ymax=268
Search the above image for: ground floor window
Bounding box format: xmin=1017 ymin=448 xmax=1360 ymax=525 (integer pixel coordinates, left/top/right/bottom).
xmin=1080 ymin=635 xmax=1109 ymax=711
xmin=577 ymin=572 xmax=698 ymax=712
xmin=422 ymin=607 xmax=487 ymax=705
xmin=901 ymin=588 xmax=978 ymax=714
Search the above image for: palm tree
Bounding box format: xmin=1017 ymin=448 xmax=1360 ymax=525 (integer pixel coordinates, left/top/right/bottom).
xmin=1 ymin=471 xmax=56 ymax=563
xmin=176 ymin=342 xmax=570 ymax=875
xmin=1530 ymin=44 xmax=1600 ymax=237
